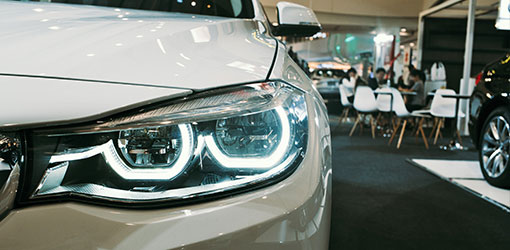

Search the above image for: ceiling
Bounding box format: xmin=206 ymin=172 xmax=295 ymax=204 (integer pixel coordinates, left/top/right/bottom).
xmin=259 ymin=0 xmax=446 ymax=31
xmin=260 ymin=0 xmax=502 ymax=36
xmin=259 ymin=0 xmax=436 ymax=18
xmin=427 ymin=0 xmax=501 ymax=19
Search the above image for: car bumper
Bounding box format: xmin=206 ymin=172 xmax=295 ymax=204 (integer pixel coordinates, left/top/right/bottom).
xmin=0 ymin=110 xmax=332 ymax=250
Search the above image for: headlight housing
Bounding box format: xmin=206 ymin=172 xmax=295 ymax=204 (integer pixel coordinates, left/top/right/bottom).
xmin=19 ymin=82 xmax=308 ymax=207
xmin=0 ymin=133 xmax=21 ymax=218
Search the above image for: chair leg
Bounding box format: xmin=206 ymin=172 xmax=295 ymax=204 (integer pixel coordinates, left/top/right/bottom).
xmin=439 ymin=118 xmax=444 ymax=139
xmin=413 ymin=118 xmax=420 ymax=143
xmin=388 ymin=118 xmax=401 ymax=145
xmin=392 ymin=117 xmax=399 ymax=131
xmin=339 ymin=109 xmax=348 ymax=124
xmin=415 ymin=119 xmax=421 ymax=137
xmin=375 ymin=113 xmax=382 ymax=127
xmin=418 ymin=117 xmax=429 ymax=149
xmin=397 ymin=119 xmax=408 ymax=149
xmin=433 ymin=118 xmax=443 ymax=145
xmin=360 ymin=114 xmax=365 ymax=136
xmin=370 ymin=115 xmax=376 ymax=139
xmin=349 ymin=114 xmax=361 ymax=136
xmin=429 ymin=118 xmax=438 ymax=139
xmin=456 ymin=129 xmax=463 ymax=144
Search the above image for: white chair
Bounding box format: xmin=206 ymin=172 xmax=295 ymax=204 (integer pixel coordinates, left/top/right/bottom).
xmin=376 ymin=87 xmax=393 ymax=113
xmin=387 ymin=88 xmax=430 ymax=149
xmin=429 ymin=89 xmax=465 ymax=145
xmin=339 ymin=84 xmax=352 ymax=124
xmin=349 ymin=86 xmax=378 ymax=138
xmin=375 ymin=87 xmax=393 ymax=130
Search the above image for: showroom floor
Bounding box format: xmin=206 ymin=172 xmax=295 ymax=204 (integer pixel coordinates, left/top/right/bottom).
xmin=328 ymin=115 xmax=510 ymax=250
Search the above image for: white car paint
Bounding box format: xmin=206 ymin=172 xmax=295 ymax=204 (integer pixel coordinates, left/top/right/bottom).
xmin=0 ymin=76 xmax=191 ymax=127
xmin=276 ymin=1 xmax=320 ymax=26
xmin=0 ymin=0 xmax=277 ymax=127
xmin=0 ymin=1 xmax=276 ymax=90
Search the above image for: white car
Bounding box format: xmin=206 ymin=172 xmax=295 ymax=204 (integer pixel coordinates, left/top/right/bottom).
xmin=0 ymin=0 xmax=332 ymax=249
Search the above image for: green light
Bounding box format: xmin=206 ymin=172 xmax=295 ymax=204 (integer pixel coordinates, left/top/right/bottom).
xmin=345 ymin=35 xmax=355 ymax=43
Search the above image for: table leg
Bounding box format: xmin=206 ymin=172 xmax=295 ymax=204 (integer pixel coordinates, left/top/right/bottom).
xmin=440 ymin=96 xmax=468 ymax=151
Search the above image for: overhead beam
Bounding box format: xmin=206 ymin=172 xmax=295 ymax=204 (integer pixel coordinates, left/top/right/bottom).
xmin=420 ymin=0 xmax=465 ymax=17
xmin=449 ymin=4 xmax=498 ymax=11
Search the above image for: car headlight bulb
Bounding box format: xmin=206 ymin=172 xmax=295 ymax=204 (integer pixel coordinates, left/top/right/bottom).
xmin=118 ymin=124 xmax=189 ymax=168
xmin=215 ymin=110 xmax=281 ymax=157
xmin=205 ymin=107 xmax=292 ymax=169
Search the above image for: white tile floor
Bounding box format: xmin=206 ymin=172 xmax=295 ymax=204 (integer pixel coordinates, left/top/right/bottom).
xmin=411 ymin=159 xmax=510 ymax=211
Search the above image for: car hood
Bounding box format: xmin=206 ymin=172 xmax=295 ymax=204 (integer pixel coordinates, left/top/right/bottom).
xmin=0 ymin=1 xmax=277 ymax=90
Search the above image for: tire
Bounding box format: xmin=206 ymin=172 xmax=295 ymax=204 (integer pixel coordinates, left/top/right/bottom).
xmin=478 ymin=107 xmax=510 ymax=188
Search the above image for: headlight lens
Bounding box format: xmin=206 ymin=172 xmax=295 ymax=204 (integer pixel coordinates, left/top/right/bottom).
xmin=21 ymin=82 xmax=308 ymax=206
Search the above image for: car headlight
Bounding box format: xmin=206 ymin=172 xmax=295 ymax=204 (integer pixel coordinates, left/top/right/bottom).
xmin=19 ymin=82 xmax=308 ymax=207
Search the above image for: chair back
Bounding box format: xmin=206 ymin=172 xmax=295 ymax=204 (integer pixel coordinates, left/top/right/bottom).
xmin=353 ymin=86 xmax=378 ymax=113
xmin=339 ymin=84 xmax=352 ymax=107
xmin=430 ymin=89 xmax=457 ymax=118
xmin=390 ymin=88 xmax=410 ymax=117
xmin=376 ymin=87 xmax=392 ymax=112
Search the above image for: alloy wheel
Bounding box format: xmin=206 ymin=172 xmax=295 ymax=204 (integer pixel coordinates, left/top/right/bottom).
xmin=481 ymin=116 xmax=510 ymax=178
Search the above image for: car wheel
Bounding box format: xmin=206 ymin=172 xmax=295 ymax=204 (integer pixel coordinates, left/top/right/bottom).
xmin=479 ymin=107 xmax=510 ymax=188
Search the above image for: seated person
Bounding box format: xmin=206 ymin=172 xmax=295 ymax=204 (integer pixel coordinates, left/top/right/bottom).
xmin=342 ymin=68 xmax=366 ymax=103
xmin=402 ymin=69 xmax=426 ymax=112
xmin=368 ymin=67 xmax=386 ymax=90
xmin=397 ymin=65 xmax=415 ymax=90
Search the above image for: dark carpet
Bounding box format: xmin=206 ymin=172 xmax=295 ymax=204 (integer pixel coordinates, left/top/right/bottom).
xmin=328 ymin=116 xmax=510 ymax=250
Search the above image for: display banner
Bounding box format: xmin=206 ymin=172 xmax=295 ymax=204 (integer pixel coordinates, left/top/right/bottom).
xmin=496 ymin=0 xmax=510 ymax=30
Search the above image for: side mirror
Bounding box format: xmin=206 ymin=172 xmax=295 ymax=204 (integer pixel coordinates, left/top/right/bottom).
xmin=496 ymin=0 xmax=510 ymax=30
xmin=272 ymin=1 xmax=321 ymax=37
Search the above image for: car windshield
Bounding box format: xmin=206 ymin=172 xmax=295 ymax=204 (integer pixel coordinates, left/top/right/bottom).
xmin=13 ymin=0 xmax=254 ymax=18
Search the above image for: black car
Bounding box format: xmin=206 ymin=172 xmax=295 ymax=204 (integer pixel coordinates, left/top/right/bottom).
xmin=469 ymin=52 xmax=510 ymax=188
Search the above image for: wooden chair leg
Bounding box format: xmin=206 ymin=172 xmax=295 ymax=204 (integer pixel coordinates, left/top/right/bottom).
xmin=392 ymin=116 xmax=399 ymax=131
xmin=339 ymin=109 xmax=348 ymax=124
xmin=388 ymin=118 xmax=401 ymax=145
xmin=415 ymin=118 xmax=421 ymax=143
xmin=429 ymin=118 xmax=438 ymax=139
xmin=349 ymin=114 xmax=361 ymax=136
xmin=418 ymin=117 xmax=429 ymax=149
xmin=397 ymin=119 xmax=408 ymax=149
xmin=433 ymin=118 xmax=443 ymax=145
xmin=360 ymin=114 xmax=365 ymax=136
xmin=370 ymin=115 xmax=376 ymax=139
xmin=415 ymin=120 xmax=421 ymax=136
xmin=456 ymin=129 xmax=463 ymax=144
xmin=439 ymin=118 xmax=444 ymax=139
xmin=375 ymin=113 xmax=382 ymax=127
